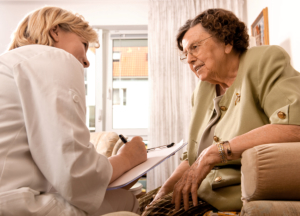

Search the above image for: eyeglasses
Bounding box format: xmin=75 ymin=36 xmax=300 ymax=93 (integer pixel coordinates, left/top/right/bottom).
xmin=180 ymin=36 xmax=212 ymax=63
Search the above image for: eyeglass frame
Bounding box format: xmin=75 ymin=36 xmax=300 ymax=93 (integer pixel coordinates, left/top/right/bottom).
xmin=180 ymin=35 xmax=212 ymax=63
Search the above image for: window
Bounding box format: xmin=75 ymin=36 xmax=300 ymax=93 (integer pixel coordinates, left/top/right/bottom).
xmin=85 ymin=29 xmax=148 ymax=138
xmin=123 ymin=88 xmax=127 ymax=106
xmin=100 ymin=30 xmax=148 ymax=138
xmin=113 ymin=88 xmax=121 ymax=105
xmin=113 ymin=52 xmax=121 ymax=62
xmin=111 ymin=38 xmax=148 ymax=130
xmin=113 ymin=88 xmax=127 ymax=106
xmin=89 ymin=106 xmax=95 ymax=128
xmin=84 ymin=48 xmax=96 ymax=132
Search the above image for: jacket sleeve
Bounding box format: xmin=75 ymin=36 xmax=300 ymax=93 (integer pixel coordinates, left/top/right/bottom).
xmin=13 ymin=48 xmax=112 ymax=214
xmin=258 ymin=45 xmax=300 ymax=125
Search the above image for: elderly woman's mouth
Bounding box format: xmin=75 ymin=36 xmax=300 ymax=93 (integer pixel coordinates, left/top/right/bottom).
xmin=194 ymin=64 xmax=204 ymax=73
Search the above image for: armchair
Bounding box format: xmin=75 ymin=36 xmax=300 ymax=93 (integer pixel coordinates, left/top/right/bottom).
xmin=240 ymin=142 xmax=300 ymax=216
xmin=90 ymin=131 xmax=125 ymax=157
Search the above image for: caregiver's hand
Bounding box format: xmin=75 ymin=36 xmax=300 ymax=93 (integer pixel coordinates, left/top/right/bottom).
xmin=171 ymin=144 xmax=221 ymax=211
xmin=117 ymin=136 xmax=147 ymax=168
xmin=109 ymin=136 xmax=147 ymax=184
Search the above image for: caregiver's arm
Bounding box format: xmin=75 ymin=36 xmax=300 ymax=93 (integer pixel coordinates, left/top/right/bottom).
xmin=108 ymin=136 xmax=147 ymax=183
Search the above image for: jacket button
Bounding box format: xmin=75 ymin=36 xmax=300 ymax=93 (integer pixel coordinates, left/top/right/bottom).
xmin=277 ymin=111 xmax=286 ymax=119
xmin=215 ymin=176 xmax=222 ymax=182
xmin=213 ymin=136 xmax=219 ymax=142
xmin=220 ymin=106 xmax=227 ymax=111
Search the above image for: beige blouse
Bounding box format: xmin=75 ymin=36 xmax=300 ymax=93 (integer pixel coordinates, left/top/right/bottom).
xmin=196 ymin=95 xmax=223 ymax=157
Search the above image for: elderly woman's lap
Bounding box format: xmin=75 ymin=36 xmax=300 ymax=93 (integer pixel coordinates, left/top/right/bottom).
xmin=138 ymin=187 xmax=214 ymax=216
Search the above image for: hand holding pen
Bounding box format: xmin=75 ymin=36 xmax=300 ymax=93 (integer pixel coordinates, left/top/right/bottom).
xmin=108 ymin=136 xmax=147 ymax=184
xmin=116 ymin=135 xmax=147 ymax=166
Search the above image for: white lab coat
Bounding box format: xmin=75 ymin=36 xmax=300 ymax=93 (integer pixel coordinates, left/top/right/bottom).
xmin=0 ymin=45 xmax=113 ymax=215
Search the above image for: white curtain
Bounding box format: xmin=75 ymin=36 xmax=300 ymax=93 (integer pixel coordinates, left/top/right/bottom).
xmin=147 ymin=0 xmax=246 ymax=191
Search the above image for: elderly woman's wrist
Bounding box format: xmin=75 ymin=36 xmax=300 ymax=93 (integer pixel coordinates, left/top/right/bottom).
xmin=160 ymin=184 xmax=174 ymax=193
xmin=214 ymin=141 xmax=235 ymax=163
xmin=204 ymin=145 xmax=222 ymax=166
xmin=228 ymin=139 xmax=244 ymax=160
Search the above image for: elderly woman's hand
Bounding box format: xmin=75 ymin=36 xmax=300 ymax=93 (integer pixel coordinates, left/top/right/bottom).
xmin=171 ymin=144 xmax=221 ymax=211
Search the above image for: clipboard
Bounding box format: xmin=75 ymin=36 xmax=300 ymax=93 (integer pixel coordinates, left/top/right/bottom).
xmin=107 ymin=140 xmax=187 ymax=190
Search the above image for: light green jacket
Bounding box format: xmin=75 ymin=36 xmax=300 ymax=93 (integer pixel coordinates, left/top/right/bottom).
xmin=185 ymin=45 xmax=300 ymax=210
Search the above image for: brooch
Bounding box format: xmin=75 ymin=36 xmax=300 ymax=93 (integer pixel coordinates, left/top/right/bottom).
xmin=235 ymin=93 xmax=241 ymax=105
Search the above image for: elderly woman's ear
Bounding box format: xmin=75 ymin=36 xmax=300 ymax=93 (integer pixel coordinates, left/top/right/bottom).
xmin=225 ymin=43 xmax=234 ymax=54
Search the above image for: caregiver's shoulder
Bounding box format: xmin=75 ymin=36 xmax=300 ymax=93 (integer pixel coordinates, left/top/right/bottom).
xmin=0 ymin=44 xmax=78 ymax=68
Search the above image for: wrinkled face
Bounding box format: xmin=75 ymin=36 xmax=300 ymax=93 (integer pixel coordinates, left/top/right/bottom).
xmin=182 ymin=24 xmax=228 ymax=84
xmin=52 ymin=29 xmax=90 ymax=68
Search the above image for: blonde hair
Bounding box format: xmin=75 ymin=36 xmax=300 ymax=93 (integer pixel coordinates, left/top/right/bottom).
xmin=9 ymin=6 xmax=99 ymax=50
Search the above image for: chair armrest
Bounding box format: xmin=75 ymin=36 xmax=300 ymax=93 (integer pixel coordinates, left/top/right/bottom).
xmin=241 ymin=201 xmax=300 ymax=216
xmin=241 ymin=142 xmax=300 ymax=201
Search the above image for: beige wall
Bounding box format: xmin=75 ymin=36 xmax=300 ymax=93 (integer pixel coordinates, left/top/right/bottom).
xmin=0 ymin=0 xmax=148 ymax=54
xmin=247 ymin=0 xmax=300 ymax=71
xmin=2 ymin=0 xmax=299 ymax=71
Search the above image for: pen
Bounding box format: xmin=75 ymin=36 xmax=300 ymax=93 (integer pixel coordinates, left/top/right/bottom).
xmin=147 ymin=142 xmax=175 ymax=153
xmin=119 ymin=134 xmax=128 ymax=144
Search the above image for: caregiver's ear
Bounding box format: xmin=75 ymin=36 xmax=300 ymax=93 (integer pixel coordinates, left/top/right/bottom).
xmin=49 ymin=25 xmax=60 ymax=42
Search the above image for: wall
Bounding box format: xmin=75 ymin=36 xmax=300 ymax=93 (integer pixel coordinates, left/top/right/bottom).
xmin=247 ymin=0 xmax=300 ymax=71
xmin=0 ymin=0 xmax=148 ymax=54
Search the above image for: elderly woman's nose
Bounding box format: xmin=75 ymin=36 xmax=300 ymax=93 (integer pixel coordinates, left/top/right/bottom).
xmin=187 ymin=52 xmax=196 ymax=64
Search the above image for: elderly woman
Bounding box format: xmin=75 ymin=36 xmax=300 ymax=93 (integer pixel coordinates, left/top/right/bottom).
xmin=140 ymin=8 xmax=300 ymax=215
xmin=0 ymin=6 xmax=146 ymax=216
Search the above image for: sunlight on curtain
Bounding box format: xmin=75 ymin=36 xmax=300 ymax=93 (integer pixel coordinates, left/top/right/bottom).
xmin=148 ymin=0 xmax=246 ymax=191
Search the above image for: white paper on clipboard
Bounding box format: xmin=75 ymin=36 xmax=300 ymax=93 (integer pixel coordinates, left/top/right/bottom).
xmin=107 ymin=140 xmax=187 ymax=190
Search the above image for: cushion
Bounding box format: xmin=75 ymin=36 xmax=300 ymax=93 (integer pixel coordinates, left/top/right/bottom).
xmin=90 ymin=132 xmax=119 ymax=157
xmin=241 ymin=200 xmax=300 ymax=216
xmin=241 ymin=142 xmax=300 ymax=201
